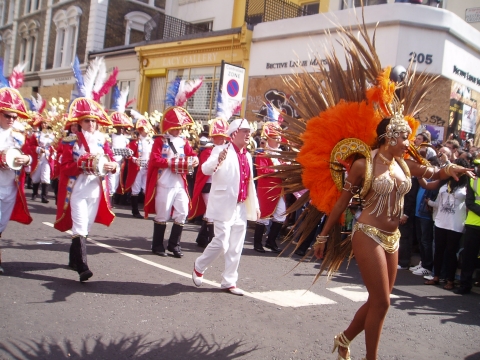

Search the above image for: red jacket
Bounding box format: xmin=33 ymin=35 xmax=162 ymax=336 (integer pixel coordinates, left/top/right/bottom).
xmin=144 ymin=136 xmax=197 ymax=218
xmin=54 ymin=133 xmax=115 ymax=232
xmin=255 ymin=153 xmax=283 ymax=218
xmin=188 ymin=146 xmax=213 ymax=220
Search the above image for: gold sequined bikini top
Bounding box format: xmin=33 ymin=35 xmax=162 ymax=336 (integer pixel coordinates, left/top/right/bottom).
xmin=362 ymin=155 xmax=412 ymax=218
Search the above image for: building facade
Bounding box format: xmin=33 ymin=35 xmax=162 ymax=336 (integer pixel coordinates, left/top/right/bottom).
xmin=247 ymin=3 xmax=480 ymax=144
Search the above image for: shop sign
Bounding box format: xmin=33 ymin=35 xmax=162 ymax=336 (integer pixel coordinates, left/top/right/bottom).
xmin=466 ymin=8 xmax=480 ymax=23
xmin=160 ymin=52 xmax=219 ymax=67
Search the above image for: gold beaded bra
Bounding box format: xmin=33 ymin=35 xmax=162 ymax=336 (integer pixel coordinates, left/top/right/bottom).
xmin=362 ymin=155 xmax=412 ymax=218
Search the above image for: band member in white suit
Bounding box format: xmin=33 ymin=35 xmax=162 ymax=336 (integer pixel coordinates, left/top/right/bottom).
xmin=192 ymin=119 xmax=260 ymax=296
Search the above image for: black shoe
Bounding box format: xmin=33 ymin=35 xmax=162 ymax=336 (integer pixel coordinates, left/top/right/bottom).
xmin=132 ymin=213 xmax=143 ymax=219
xmin=41 ymin=197 xmax=49 ymax=204
xmin=294 ymin=249 xmax=306 ymax=256
xmin=454 ymin=287 xmax=471 ymax=295
xmin=254 ymin=246 xmax=265 ymax=253
xmin=79 ymin=270 xmax=93 ymax=282
xmin=171 ymin=250 xmax=183 ymax=258
xmin=152 ymin=250 xmax=168 ymax=257
xmin=265 ymin=243 xmax=281 ymax=253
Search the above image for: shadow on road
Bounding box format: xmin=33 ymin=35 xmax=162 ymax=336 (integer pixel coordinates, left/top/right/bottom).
xmin=5 ymin=261 xmax=226 ymax=303
xmin=0 ymin=332 xmax=257 ymax=359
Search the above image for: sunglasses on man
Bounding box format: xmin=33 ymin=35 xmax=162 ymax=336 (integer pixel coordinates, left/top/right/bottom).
xmin=2 ymin=113 xmax=18 ymax=120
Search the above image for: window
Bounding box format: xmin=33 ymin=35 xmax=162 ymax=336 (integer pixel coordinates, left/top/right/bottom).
xmin=24 ymin=0 xmax=40 ymax=14
xmin=342 ymin=0 xmax=387 ymax=8
xmin=124 ymin=11 xmax=151 ymax=45
xmin=0 ymin=1 xmax=4 ymax=26
xmin=53 ymin=6 xmax=82 ymax=68
xmin=193 ymin=20 xmax=213 ymax=32
xmin=18 ymin=21 xmax=39 ymax=72
xmin=2 ymin=29 xmax=12 ymax=76
xmin=302 ymin=2 xmax=320 ymax=14
xmin=7 ymin=0 xmax=13 ymax=23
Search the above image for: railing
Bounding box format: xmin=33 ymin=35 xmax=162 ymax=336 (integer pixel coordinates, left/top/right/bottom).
xmin=144 ymin=13 xmax=211 ymax=42
xmin=245 ymin=0 xmax=316 ymax=26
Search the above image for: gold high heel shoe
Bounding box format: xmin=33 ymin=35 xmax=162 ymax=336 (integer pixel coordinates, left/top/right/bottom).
xmin=332 ymin=332 xmax=351 ymax=360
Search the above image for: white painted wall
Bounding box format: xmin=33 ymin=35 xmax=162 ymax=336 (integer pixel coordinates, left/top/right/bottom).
xmin=249 ymin=4 xmax=480 ymax=92
xmin=169 ymin=0 xmax=235 ymax=30
xmin=445 ymin=0 xmax=480 ymax=32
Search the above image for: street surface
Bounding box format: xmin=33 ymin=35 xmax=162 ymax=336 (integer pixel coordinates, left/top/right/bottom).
xmin=0 ymin=197 xmax=479 ymax=359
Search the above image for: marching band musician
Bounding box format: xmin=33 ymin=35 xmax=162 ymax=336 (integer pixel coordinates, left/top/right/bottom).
xmin=54 ymin=98 xmax=117 ymax=282
xmin=29 ymin=112 xmax=55 ymax=204
xmin=108 ymin=85 xmax=134 ymax=202
xmin=188 ymin=117 xmax=229 ymax=248
xmin=0 ymin=87 xmax=33 ymax=274
xmin=125 ymin=112 xmax=154 ymax=219
xmin=192 ymin=119 xmax=260 ymax=296
xmin=253 ymin=121 xmax=286 ymax=253
xmin=108 ymin=116 xmax=132 ymax=200
xmin=144 ymin=106 xmax=199 ymax=258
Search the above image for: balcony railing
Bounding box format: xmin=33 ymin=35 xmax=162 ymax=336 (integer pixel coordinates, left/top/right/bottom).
xmin=245 ymin=0 xmax=317 ymax=26
xmin=144 ymin=13 xmax=212 ymax=42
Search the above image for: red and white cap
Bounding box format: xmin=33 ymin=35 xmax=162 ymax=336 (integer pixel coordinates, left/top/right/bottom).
xmin=67 ymin=97 xmax=112 ymax=126
xmin=209 ymin=117 xmax=229 ymax=138
xmin=160 ymin=106 xmax=194 ymax=134
xmin=0 ymin=87 xmax=30 ymax=119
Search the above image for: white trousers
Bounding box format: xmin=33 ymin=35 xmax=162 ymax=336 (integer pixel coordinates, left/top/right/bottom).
xmin=31 ymin=159 xmax=51 ymax=184
xmin=195 ymin=203 xmax=247 ymax=288
xmin=107 ymin=159 xmax=122 ymax=195
xmin=132 ymin=167 xmax=147 ymax=195
xmin=154 ymin=186 xmax=188 ymax=223
xmin=257 ymin=197 xmax=286 ymax=226
xmin=70 ymin=192 xmax=100 ymax=236
xmin=0 ymin=185 xmax=17 ymax=233
xmin=202 ymin=192 xmax=210 ymax=221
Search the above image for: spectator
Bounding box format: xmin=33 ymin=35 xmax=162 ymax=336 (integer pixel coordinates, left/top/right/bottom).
xmin=424 ymin=158 xmax=470 ymax=290
xmin=444 ymin=139 xmax=460 ymax=160
xmin=455 ymin=159 xmax=480 ymax=294
xmin=414 ymin=131 xmax=436 ymax=160
xmin=398 ymin=176 xmax=418 ymax=269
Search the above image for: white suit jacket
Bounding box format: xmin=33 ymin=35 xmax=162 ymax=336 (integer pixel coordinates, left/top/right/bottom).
xmin=202 ymin=144 xmax=259 ymax=222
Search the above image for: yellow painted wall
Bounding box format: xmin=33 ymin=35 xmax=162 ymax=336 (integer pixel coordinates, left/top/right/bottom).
xmin=135 ymin=24 xmax=252 ymax=115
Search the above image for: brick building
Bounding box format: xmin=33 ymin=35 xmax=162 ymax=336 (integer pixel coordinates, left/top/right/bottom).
xmin=0 ymin=0 xmax=165 ymax=100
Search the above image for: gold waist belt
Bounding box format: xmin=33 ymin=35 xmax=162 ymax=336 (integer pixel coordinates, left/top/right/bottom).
xmin=352 ymin=222 xmax=400 ymax=254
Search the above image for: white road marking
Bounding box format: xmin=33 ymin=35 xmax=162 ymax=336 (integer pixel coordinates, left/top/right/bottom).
xmin=327 ymin=286 xmax=399 ymax=302
xmin=249 ymin=290 xmax=336 ymax=307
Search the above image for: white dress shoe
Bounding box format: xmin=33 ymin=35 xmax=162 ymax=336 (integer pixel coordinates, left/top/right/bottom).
xmin=192 ymin=266 xmax=203 ymax=287
xmin=226 ymin=286 xmax=244 ymax=296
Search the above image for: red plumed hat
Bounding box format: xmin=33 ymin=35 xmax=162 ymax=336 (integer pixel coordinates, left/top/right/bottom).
xmin=261 ymin=121 xmax=282 ymax=139
xmin=67 ymin=97 xmax=112 ymax=126
xmin=0 ymin=87 xmax=30 ymax=119
xmin=32 ymin=113 xmax=49 ymax=127
xmin=209 ymin=117 xmax=229 ymax=137
xmin=111 ymin=112 xmax=133 ymax=128
xmin=160 ymin=106 xmax=194 ymax=134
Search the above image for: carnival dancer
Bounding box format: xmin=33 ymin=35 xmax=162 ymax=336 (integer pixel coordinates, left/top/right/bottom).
xmin=108 ymin=85 xmax=134 ymax=202
xmin=188 ymin=117 xmax=229 ymax=248
xmin=143 ymin=78 xmax=201 ymax=258
xmin=192 ymin=118 xmax=260 ymax=295
xmin=0 ymin=86 xmax=34 ymax=274
xmin=54 ymin=56 xmax=118 ymax=282
xmin=125 ymin=110 xmax=153 ymax=218
xmin=28 ymin=95 xmax=55 ymax=203
xmin=254 ymin=108 xmax=286 ymax=253
xmin=259 ymin=19 xmax=474 ymax=359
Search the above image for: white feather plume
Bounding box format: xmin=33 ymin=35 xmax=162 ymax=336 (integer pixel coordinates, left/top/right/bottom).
xmin=117 ymin=86 xmax=129 ymax=113
xmin=81 ymin=57 xmax=103 ymax=99
xmin=92 ymin=59 xmax=107 ymax=94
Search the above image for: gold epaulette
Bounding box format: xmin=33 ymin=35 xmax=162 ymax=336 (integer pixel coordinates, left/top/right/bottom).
xmin=62 ymin=134 xmax=78 ymax=143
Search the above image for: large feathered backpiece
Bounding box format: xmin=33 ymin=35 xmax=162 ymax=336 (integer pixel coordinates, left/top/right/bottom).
xmin=265 ymin=8 xmax=437 ymax=281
